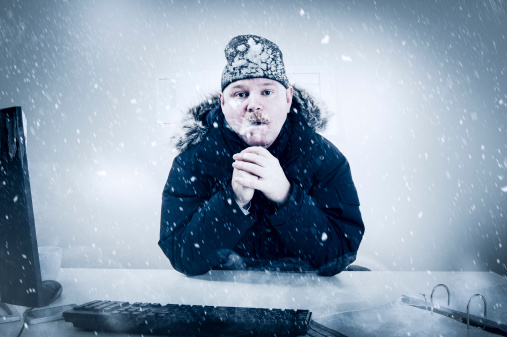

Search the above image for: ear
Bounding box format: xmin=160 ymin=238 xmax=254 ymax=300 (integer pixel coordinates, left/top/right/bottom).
xmin=285 ymin=87 xmax=293 ymax=113
xmin=219 ymin=92 xmax=225 ymax=107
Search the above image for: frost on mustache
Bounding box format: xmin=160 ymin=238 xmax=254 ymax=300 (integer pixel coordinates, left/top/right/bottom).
xmin=237 ymin=112 xmax=270 ymax=140
xmin=246 ymin=112 xmax=270 ymax=124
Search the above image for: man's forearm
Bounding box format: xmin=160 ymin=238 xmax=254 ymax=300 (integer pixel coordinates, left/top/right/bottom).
xmin=159 ymin=186 xmax=255 ymax=275
xmin=267 ymin=184 xmax=364 ymax=269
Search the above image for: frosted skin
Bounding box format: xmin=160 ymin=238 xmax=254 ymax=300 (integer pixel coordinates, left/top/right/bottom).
xmin=232 ymin=147 xmax=291 ymax=206
xmin=220 ymin=78 xmax=293 ymax=209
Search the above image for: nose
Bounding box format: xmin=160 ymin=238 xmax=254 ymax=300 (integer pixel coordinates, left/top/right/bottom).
xmin=246 ymin=93 xmax=262 ymax=112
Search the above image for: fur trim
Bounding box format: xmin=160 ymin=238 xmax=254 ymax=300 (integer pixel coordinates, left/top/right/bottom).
xmin=173 ymin=84 xmax=330 ymax=152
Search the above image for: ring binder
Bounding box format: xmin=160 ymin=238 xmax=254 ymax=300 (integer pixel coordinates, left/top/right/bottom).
xmin=467 ymin=294 xmax=487 ymax=333
xmin=430 ymin=283 xmax=450 ymax=315
xmin=401 ymin=284 xmax=507 ymax=336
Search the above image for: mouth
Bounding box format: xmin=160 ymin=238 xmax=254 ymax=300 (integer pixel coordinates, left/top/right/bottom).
xmin=246 ymin=112 xmax=269 ymax=125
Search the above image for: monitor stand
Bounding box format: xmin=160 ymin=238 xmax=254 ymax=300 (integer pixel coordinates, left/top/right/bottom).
xmin=0 ymin=280 xmax=62 ymax=324
xmin=0 ymin=302 xmax=20 ymax=323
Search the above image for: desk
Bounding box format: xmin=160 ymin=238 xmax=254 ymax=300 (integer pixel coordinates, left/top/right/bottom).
xmin=1 ymin=268 xmax=506 ymax=336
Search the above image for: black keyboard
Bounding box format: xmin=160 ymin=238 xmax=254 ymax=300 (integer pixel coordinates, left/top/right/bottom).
xmin=63 ymin=300 xmax=312 ymax=336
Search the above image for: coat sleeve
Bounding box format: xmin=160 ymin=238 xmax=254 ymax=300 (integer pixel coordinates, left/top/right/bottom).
xmin=267 ymin=143 xmax=365 ymax=276
xmin=158 ymin=155 xmax=255 ymax=276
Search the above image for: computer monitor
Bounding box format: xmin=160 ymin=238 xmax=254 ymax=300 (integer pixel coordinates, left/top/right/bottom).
xmin=0 ymin=106 xmax=62 ymax=316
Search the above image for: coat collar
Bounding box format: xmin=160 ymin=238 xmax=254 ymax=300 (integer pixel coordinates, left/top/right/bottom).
xmin=190 ymin=108 xmax=320 ymax=175
xmin=174 ymin=84 xmax=330 ymax=153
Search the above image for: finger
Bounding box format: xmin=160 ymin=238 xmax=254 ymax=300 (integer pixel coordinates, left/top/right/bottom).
xmin=233 ymin=176 xmax=261 ymax=190
xmin=232 ymin=161 xmax=263 ymax=177
xmin=232 ymin=152 xmax=269 ymax=167
xmin=233 ymin=166 xmax=259 ymax=179
xmin=241 ymin=146 xmax=273 ymax=158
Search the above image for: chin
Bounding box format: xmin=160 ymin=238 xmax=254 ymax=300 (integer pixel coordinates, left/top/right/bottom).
xmin=241 ymin=130 xmax=276 ymax=148
xmin=241 ymin=136 xmax=266 ymax=147
xmin=245 ymin=139 xmax=274 ymax=148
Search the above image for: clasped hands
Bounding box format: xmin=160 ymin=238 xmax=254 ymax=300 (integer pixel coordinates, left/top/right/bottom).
xmin=231 ymin=146 xmax=291 ymax=209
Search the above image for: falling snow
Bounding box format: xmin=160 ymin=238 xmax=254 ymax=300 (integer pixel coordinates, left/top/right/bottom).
xmin=0 ymin=0 xmax=504 ymax=276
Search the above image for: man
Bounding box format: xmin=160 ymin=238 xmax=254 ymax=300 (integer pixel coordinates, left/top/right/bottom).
xmin=159 ymin=35 xmax=364 ymax=276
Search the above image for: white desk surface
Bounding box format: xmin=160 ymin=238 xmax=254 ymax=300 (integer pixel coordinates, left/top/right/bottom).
xmin=1 ymin=268 xmax=506 ymax=336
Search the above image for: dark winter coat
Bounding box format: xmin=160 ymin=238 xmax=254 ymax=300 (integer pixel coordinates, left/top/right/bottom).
xmin=158 ymin=86 xmax=365 ymax=276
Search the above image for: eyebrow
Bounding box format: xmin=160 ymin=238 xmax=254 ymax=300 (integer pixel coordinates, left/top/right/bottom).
xmin=228 ymin=84 xmax=247 ymax=90
xmin=228 ymin=82 xmax=277 ymax=90
xmin=259 ymin=83 xmax=277 ymax=87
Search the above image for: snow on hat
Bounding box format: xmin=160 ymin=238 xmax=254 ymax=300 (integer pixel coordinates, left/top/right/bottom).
xmin=221 ymin=35 xmax=290 ymax=91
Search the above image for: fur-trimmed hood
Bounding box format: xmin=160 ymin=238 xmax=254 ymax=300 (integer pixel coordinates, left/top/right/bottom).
xmin=174 ymin=84 xmax=330 ymax=152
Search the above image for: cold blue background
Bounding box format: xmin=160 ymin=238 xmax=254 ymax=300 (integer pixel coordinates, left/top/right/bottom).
xmin=1 ymin=0 xmax=506 ymax=275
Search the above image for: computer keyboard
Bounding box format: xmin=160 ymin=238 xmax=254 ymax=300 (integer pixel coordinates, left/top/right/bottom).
xmin=63 ymin=300 xmax=312 ymax=336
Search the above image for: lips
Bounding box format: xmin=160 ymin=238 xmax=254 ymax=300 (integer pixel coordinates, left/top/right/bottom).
xmin=246 ymin=112 xmax=269 ymax=125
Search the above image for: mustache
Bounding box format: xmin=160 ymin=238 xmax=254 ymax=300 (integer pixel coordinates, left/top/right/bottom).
xmin=245 ymin=112 xmax=269 ymax=124
xmin=226 ymin=112 xmax=270 ymax=136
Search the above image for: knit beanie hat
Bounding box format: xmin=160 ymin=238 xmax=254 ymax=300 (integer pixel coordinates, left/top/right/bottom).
xmin=221 ymin=35 xmax=290 ymax=91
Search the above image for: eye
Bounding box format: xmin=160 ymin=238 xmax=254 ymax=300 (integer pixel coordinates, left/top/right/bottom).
xmin=235 ymin=92 xmax=247 ymax=98
xmin=263 ymin=90 xmax=272 ymax=96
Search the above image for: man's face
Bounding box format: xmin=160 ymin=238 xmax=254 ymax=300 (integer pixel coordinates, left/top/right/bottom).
xmin=220 ymin=78 xmax=293 ymax=148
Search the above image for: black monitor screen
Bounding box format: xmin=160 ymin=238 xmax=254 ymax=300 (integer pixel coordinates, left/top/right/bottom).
xmin=0 ymin=106 xmax=61 ymax=308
